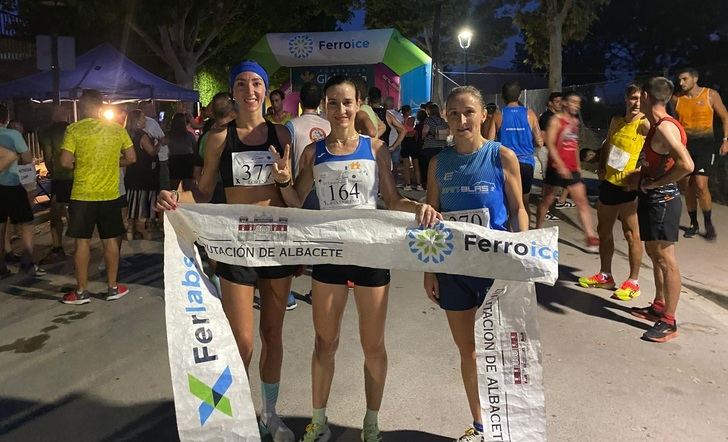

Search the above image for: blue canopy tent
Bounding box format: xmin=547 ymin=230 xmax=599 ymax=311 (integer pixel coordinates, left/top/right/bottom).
xmin=0 ymin=43 xmax=198 ymax=102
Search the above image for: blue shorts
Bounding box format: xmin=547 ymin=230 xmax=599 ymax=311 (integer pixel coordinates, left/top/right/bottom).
xmin=390 ymin=146 xmax=402 ymax=167
xmin=436 ymin=273 xmax=494 ymax=311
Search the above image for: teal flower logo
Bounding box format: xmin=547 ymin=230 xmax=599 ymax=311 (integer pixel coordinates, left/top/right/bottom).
xmin=407 ymin=223 xmax=454 ymax=264
xmin=288 ymin=35 xmax=314 ymax=59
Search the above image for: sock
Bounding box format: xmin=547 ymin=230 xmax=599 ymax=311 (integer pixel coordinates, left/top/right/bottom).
xmin=652 ymin=299 xmax=666 ymax=313
xmin=473 ymin=421 xmax=484 ymax=433
xmin=688 ymin=210 xmax=698 ymax=226
xmin=260 ymin=382 xmax=279 ymax=420
xmin=662 ymin=313 xmax=676 ymax=326
xmin=364 ymin=409 xmax=378 ymax=427
xmin=312 ymin=407 xmax=327 ymax=426
xmin=703 ymin=210 xmax=712 ymax=225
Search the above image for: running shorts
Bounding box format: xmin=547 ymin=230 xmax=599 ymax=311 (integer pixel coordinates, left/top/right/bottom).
xmin=637 ymin=194 xmax=681 ymax=242
xmin=544 ymin=167 xmax=582 ymax=188
xmin=436 ymin=273 xmax=494 ymax=311
xmin=519 ymin=162 xmax=535 ymax=194
xmin=686 ymin=137 xmax=715 ymax=176
xmin=312 ymin=264 xmax=390 ymax=287
xmin=214 ymin=263 xmax=298 ymax=287
xmin=0 ymin=185 xmax=34 ymax=224
xmin=66 ymin=199 xmax=125 ymax=239
xmin=598 ymin=181 xmax=637 ymax=206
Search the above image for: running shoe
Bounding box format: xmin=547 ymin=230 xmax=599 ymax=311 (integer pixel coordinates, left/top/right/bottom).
xmin=260 ymin=413 xmax=295 ymax=442
xmin=361 ymin=422 xmax=383 ymax=442
xmin=642 ymin=320 xmax=678 ymax=343
xmin=300 ymin=421 xmax=331 ymax=442
xmin=630 ymin=304 xmax=663 ymax=322
xmin=705 ymin=222 xmax=717 ymax=241
xmin=20 ymin=263 xmax=46 ymax=276
xmin=253 ymin=295 xmax=261 ymax=309
xmin=544 ymin=212 xmax=560 ymax=221
xmin=456 ymin=426 xmax=484 ymax=442
xmin=585 ymin=236 xmax=600 ymax=253
xmin=106 ymin=284 xmax=129 ymax=301
xmin=555 ymin=200 xmax=576 ymax=209
xmin=62 ymin=290 xmax=91 ymax=305
xmin=578 ymin=272 xmax=615 ymax=289
xmin=403 ymin=185 xmax=412 ymax=191
xmin=415 ymin=184 xmax=424 ymax=191
xmin=287 ymin=293 xmax=298 ymax=311
xmin=683 ymin=224 xmax=699 ymax=238
xmin=612 ymin=280 xmax=640 ymax=301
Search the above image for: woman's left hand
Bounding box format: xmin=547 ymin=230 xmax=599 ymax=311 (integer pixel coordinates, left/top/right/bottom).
xmin=416 ymin=203 xmax=442 ymax=228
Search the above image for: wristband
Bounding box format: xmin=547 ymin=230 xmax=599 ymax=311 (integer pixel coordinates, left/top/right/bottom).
xmin=275 ymin=178 xmax=291 ymax=188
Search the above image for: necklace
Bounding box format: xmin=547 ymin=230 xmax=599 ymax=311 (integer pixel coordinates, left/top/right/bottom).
xmin=328 ymin=133 xmax=359 ymax=146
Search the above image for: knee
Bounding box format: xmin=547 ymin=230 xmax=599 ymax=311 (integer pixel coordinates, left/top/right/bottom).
xmin=455 ymin=337 xmax=476 ymax=359
xmin=259 ymin=322 xmax=283 ymax=346
xmin=314 ymin=334 xmax=339 ymax=360
xmin=360 ymin=338 xmax=386 ymax=360
xmin=623 ymin=228 xmax=638 ymax=244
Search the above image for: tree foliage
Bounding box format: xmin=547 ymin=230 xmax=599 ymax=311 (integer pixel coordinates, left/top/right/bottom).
xmin=363 ymin=0 xmax=516 ymax=66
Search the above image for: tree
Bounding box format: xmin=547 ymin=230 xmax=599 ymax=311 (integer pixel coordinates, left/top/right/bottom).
xmin=505 ymin=0 xmax=610 ymax=91
xmin=19 ymin=0 xmax=355 ymax=90
xmin=364 ymin=0 xmax=516 ymax=104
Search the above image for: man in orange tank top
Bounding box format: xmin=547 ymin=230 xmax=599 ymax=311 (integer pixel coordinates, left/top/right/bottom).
xmin=670 ymin=68 xmax=728 ymax=240
xmin=632 ymin=77 xmax=694 ymax=343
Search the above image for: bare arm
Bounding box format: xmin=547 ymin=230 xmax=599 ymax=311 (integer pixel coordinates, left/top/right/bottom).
xmin=377 ymin=117 xmax=386 ymax=138
xmin=60 ymin=149 xmax=75 ymax=170
xmin=642 ymin=123 xmax=694 ymax=190
xmin=19 ymin=151 xmax=33 ymax=164
xmin=0 ymin=148 xmax=17 ymax=172
xmin=486 ymin=111 xmax=501 ymax=140
xmin=598 ymin=117 xmax=618 ymax=179
xmin=500 ymin=147 xmax=528 ymax=232
xmin=423 ymin=156 xmax=441 ymax=304
xmin=545 ymin=116 xmax=570 ymax=177
xmin=119 ymin=145 xmax=136 ymax=167
xmin=376 ymin=139 xmax=440 ymax=226
xmin=274 ymin=143 xmax=314 ymax=208
xmin=140 ymin=133 xmax=159 ymax=156
xmin=528 ymin=109 xmax=544 ymax=148
xmin=355 ymin=110 xmax=377 ymax=137
xmin=709 ymin=89 xmax=728 ymax=155
xmin=387 ymin=112 xmax=406 ymax=149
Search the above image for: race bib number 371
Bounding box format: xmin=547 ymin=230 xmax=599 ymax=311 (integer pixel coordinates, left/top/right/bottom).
xmin=232 ymin=151 xmax=275 ymax=186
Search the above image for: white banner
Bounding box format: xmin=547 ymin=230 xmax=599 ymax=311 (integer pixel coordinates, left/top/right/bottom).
xmin=476 ymin=282 xmax=546 ymax=441
xmin=164 ymin=204 xmax=557 ymax=440
xmin=164 ymin=221 xmax=260 ymax=441
xmin=166 ymin=204 xmax=559 ymax=284
xmin=267 ymin=29 xmax=392 ymax=67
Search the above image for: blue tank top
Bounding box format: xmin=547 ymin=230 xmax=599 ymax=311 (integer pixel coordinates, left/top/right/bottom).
xmin=497 ymin=106 xmax=535 ymax=165
xmin=435 ymin=141 xmax=508 ymax=231
xmin=313 ymin=135 xmax=379 ymax=210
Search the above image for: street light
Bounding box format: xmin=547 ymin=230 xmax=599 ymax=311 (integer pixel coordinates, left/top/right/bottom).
xmin=458 ymin=28 xmax=473 ymax=86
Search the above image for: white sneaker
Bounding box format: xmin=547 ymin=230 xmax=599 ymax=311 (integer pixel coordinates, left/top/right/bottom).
xmin=415 ymin=184 xmax=424 ymax=191
xmin=403 ymin=185 xmax=413 ymax=191
xmin=456 ymin=426 xmax=484 ymax=441
xmin=261 ymin=413 xmax=295 ymax=442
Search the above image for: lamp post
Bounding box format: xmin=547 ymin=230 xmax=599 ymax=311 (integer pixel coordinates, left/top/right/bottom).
xmin=458 ymin=28 xmax=473 ymax=86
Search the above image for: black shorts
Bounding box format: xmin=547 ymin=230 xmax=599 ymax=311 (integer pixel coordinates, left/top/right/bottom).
xmin=52 ymin=179 xmax=73 ymax=204
xmin=519 ymin=162 xmax=535 ymax=194
xmin=599 ymin=181 xmax=637 ymax=206
xmin=401 ymin=138 xmax=421 ymax=159
xmin=169 ymin=154 xmax=197 ymax=180
xmin=686 ymin=137 xmax=715 ymax=176
xmin=544 ymin=167 xmax=582 ymax=188
xmin=312 ymin=264 xmax=390 ymax=287
xmin=0 ymin=185 xmax=34 ymax=224
xmin=436 ymin=273 xmax=494 ymax=311
xmin=214 ymin=262 xmax=297 ymax=287
xmin=66 ymin=199 xmax=125 ymax=239
xmin=638 ymin=194 xmax=681 ymax=242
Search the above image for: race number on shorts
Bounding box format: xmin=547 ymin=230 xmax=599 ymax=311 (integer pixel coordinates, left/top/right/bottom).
xmin=232 ymin=151 xmax=275 ymax=186
xmin=443 ymin=208 xmax=491 ymax=228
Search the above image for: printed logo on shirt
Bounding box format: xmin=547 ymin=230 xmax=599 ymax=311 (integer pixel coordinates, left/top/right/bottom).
xmin=441 ymin=180 xmax=496 ymax=195
xmin=309 ymin=127 xmax=327 ymax=142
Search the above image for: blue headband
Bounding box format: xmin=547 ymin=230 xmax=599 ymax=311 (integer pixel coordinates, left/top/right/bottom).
xmin=229 ymin=60 xmax=269 ymax=90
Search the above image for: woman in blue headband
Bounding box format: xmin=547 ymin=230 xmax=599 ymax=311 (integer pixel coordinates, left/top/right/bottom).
xmin=157 ymin=60 xmax=296 ymax=442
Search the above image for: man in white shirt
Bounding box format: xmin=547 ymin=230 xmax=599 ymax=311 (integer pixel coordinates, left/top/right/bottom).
xmin=139 ymin=100 xmax=169 ymax=190
xmin=285 ymin=82 xmax=331 ymax=186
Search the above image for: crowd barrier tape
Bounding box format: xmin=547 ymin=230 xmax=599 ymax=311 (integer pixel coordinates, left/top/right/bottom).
xmin=164 ymin=204 xmax=557 ymax=440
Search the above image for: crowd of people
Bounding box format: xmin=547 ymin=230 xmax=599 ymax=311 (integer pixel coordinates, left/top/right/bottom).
xmin=0 ymin=58 xmax=725 ymax=442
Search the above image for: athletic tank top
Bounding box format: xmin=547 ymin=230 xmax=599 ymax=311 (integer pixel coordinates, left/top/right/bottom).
xmin=313 ymin=135 xmax=379 ymax=210
xmin=360 ymin=105 xmax=379 ymax=138
xmin=373 ymin=107 xmax=391 ymax=146
xmin=435 ymin=141 xmax=508 ymax=232
xmin=497 ymin=106 xmax=535 ymax=165
xmin=639 ymin=116 xmax=686 ymax=200
xmin=548 ymin=115 xmax=580 ymax=172
xmin=219 ymin=120 xmax=283 ymax=188
xmin=604 ymin=117 xmax=645 ymax=187
xmin=675 ymin=88 xmax=713 ymax=138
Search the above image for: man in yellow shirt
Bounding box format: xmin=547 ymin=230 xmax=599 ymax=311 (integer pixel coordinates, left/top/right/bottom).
xmin=59 ymin=89 xmax=136 ymax=305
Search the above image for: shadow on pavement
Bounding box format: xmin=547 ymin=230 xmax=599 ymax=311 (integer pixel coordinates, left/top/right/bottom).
xmin=0 ymin=395 xmax=451 ymax=442
xmin=536 ymin=264 xmax=651 ymax=331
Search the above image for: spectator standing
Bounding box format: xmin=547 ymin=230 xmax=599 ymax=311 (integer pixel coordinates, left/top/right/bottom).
xmin=0 ymin=104 xmax=44 ymax=277
xmin=59 ymin=89 xmax=136 ymax=305
xmin=124 ymin=110 xmax=159 ymax=240
xmin=167 ymin=112 xmax=198 ymax=191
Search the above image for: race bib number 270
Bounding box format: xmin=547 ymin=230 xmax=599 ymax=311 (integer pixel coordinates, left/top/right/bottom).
xmin=443 ymin=208 xmax=491 ymax=228
xmin=232 ymin=151 xmax=275 ymax=186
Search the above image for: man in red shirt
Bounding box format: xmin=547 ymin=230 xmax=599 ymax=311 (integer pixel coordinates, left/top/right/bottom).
xmin=631 ymin=77 xmax=694 ymax=342
xmin=536 ymin=91 xmax=599 ymax=250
